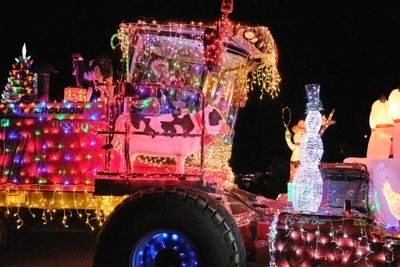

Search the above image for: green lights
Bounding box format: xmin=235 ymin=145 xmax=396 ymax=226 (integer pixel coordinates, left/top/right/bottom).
xmin=38 ymin=178 xmax=47 ymax=184
xmin=0 ymin=118 xmax=10 ymax=127
xmin=55 ymin=114 xmax=66 ymax=120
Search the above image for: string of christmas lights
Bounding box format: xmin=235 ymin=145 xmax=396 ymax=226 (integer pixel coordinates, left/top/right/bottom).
xmin=269 ymin=212 xmax=400 ymax=266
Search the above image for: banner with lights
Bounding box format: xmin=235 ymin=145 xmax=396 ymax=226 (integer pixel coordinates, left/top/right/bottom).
xmin=0 ymin=102 xmax=107 ymax=191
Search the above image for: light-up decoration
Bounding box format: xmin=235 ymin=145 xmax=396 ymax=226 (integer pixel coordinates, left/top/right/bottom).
xmin=22 ymin=43 xmax=27 ymax=59
xmin=110 ymin=19 xmax=280 ymax=187
xmin=64 ymin=87 xmax=87 ymax=102
xmin=293 ymin=84 xmax=324 ymax=213
xmin=0 ymin=185 xmax=126 ymax=231
xmin=1 ymin=7 xmax=283 ymax=232
xmin=344 ymin=157 xmax=400 ymax=228
xmin=251 ymin=64 xmax=280 ymax=100
xmin=114 ymin=20 xmax=280 ymax=104
xmin=2 ymin=43 xmax=38 ymax=104
xmin=367 ymin=96 xmax=393 ymax=159
xmin=112 ymin=103 xmax=229 ymax=174
xmin=382 ymin=180 xmax=400 ymax=220
xmin=131 ymin=230 xmax=199 ymax=267
xmin=270 ymin=212 xmax=400 ymax=266
xmin=110 ymin=26 xmax=134 ymax=81
xmin=204 ymin=27 xmax=224 ymax=72
xmin=268 ymin=214 xmax=279 ymax=267
xmin=187 ymin=135 xmax=236 ymax=188
xmin=388 ymin=88 xmax=400 ymax=159
xmin=244 ymin=26 xmax=281 ymax=99
xmin=284 ymin=118 xmax=306 ymax=183
xmin=0 ymin=102 xmax=107 ymax=186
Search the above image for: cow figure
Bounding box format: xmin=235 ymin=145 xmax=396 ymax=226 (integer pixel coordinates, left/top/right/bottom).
xmin=112 ymin=104 xmax=229 ymax=174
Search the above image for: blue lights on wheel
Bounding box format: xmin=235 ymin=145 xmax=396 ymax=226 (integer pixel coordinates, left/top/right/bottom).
xmin=131 ymin=230 xmax=199 ymax=267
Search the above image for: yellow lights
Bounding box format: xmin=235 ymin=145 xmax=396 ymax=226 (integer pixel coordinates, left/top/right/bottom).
xmin=116 ymin=20 xmax=280 ymax=106
xmin=187 ymin=136 xmax=235 ymax=188
xmin=64 ymin=87 xmax=87 ymax=102
xmin=5 ymin=190 xmax=26 ymax=205
xmin=251 ymin=63 xmax=281 ymax=100
xmin=136 ymin=155 xmax=175 ymax=167
xmin=0 ymin=185 xmax=127 ymax=231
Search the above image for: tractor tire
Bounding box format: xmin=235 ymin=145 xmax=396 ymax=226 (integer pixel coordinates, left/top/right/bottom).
xmin=93 ymin=186 xmax=246 ymax=267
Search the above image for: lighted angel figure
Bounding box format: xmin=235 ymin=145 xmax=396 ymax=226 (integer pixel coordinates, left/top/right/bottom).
xmin=388 ymin=88 xmax=400 ymax=158
xmin=367 ymin=95 xmax=393 ymax=159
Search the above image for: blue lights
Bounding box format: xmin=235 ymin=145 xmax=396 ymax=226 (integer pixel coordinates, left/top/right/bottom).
xmin=8 ymin=131 xmax=19 ymax=140
xmin=63 ymin=127 xmax=71 ymax=134
xmin=13 ymin=155 xmax=22 ymax=164
xmin=131 ymin=230 xmax=199 ymax=267
xmin=172 ymin=234 xmax=178 ymax=241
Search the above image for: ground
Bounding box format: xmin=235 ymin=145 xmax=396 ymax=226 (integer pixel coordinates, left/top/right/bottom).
xmin=0 ymin=229 xmax=260 ymax=266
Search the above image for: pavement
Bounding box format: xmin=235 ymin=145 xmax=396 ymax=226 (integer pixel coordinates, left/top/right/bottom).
xmin=0 ymin=229 xmax=260 ymax=267
xmin=0 ymin=230 xmax=96 ymax=267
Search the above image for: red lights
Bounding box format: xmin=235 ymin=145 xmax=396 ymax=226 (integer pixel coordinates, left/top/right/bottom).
xmin=0 ymin=102 xmax=107 ymax=188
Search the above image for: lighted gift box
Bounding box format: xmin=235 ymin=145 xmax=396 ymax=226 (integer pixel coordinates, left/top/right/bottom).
xmin=64 ymin=87 xmax=87 ymax=102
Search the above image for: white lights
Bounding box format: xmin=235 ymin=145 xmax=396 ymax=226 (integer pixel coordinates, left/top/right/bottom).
xmin=293 ymin=84 xmax=324 ymax=213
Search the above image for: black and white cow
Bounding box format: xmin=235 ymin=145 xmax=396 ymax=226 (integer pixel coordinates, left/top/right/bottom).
xmin=112 ymin=105 xmax=229 ymax=174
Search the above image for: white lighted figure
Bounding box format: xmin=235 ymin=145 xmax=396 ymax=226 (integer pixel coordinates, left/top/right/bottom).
xmin=388 ymin=88 xmax=400 ymax=158
xmin=285 ymin=120 xmax=306 ymax=182
xmin=293 ymin=84 xmax=324 ymax=213
xmin=367 ymin=95 xmax=393 ymax=159
xmin=22 ymin=42 xmax=27 ymax=59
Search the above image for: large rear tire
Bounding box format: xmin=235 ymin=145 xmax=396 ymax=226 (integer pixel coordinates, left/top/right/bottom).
xmin=93 ymin=186 xmax=246 ymax=267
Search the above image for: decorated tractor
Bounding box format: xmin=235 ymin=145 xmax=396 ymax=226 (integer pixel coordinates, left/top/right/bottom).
xmin=1 ymin=1 xmax=400 ymax=267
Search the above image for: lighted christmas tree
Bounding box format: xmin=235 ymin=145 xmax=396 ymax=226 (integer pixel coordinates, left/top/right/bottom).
xmin=2 ymin=43 xmax=38 ymax=104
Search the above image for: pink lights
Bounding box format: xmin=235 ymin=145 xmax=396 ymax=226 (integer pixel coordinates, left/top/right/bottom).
xmin=269 ymin=212 xmax=400 ymax=266
xmin=0 ymin=102 xmax=107 ymax=188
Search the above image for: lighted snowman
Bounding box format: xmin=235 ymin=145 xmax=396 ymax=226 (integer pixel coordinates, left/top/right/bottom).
xmin=293 ymin=84 xmax=324 ymax=213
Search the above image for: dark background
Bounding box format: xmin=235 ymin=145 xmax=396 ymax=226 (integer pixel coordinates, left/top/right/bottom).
xmin=1 ymin=0 xmax=400 ymax=185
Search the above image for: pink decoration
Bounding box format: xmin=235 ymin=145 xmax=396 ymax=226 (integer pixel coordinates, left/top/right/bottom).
xmin=389 ymin=89 xmax=400 ymax=158
xmin=344 ymin=157 xmax=400 ymax=227
xmin=0 ymin=102 xmax=107 ymax=191
xmin=112 ymin=105 xmax=228 ymax=174
xmin=367 ymin=98 xmax=393 ymax=158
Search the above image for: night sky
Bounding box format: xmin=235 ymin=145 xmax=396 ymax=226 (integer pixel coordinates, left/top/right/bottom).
xmin=1 ymin=1 xmax=400 ymax=175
